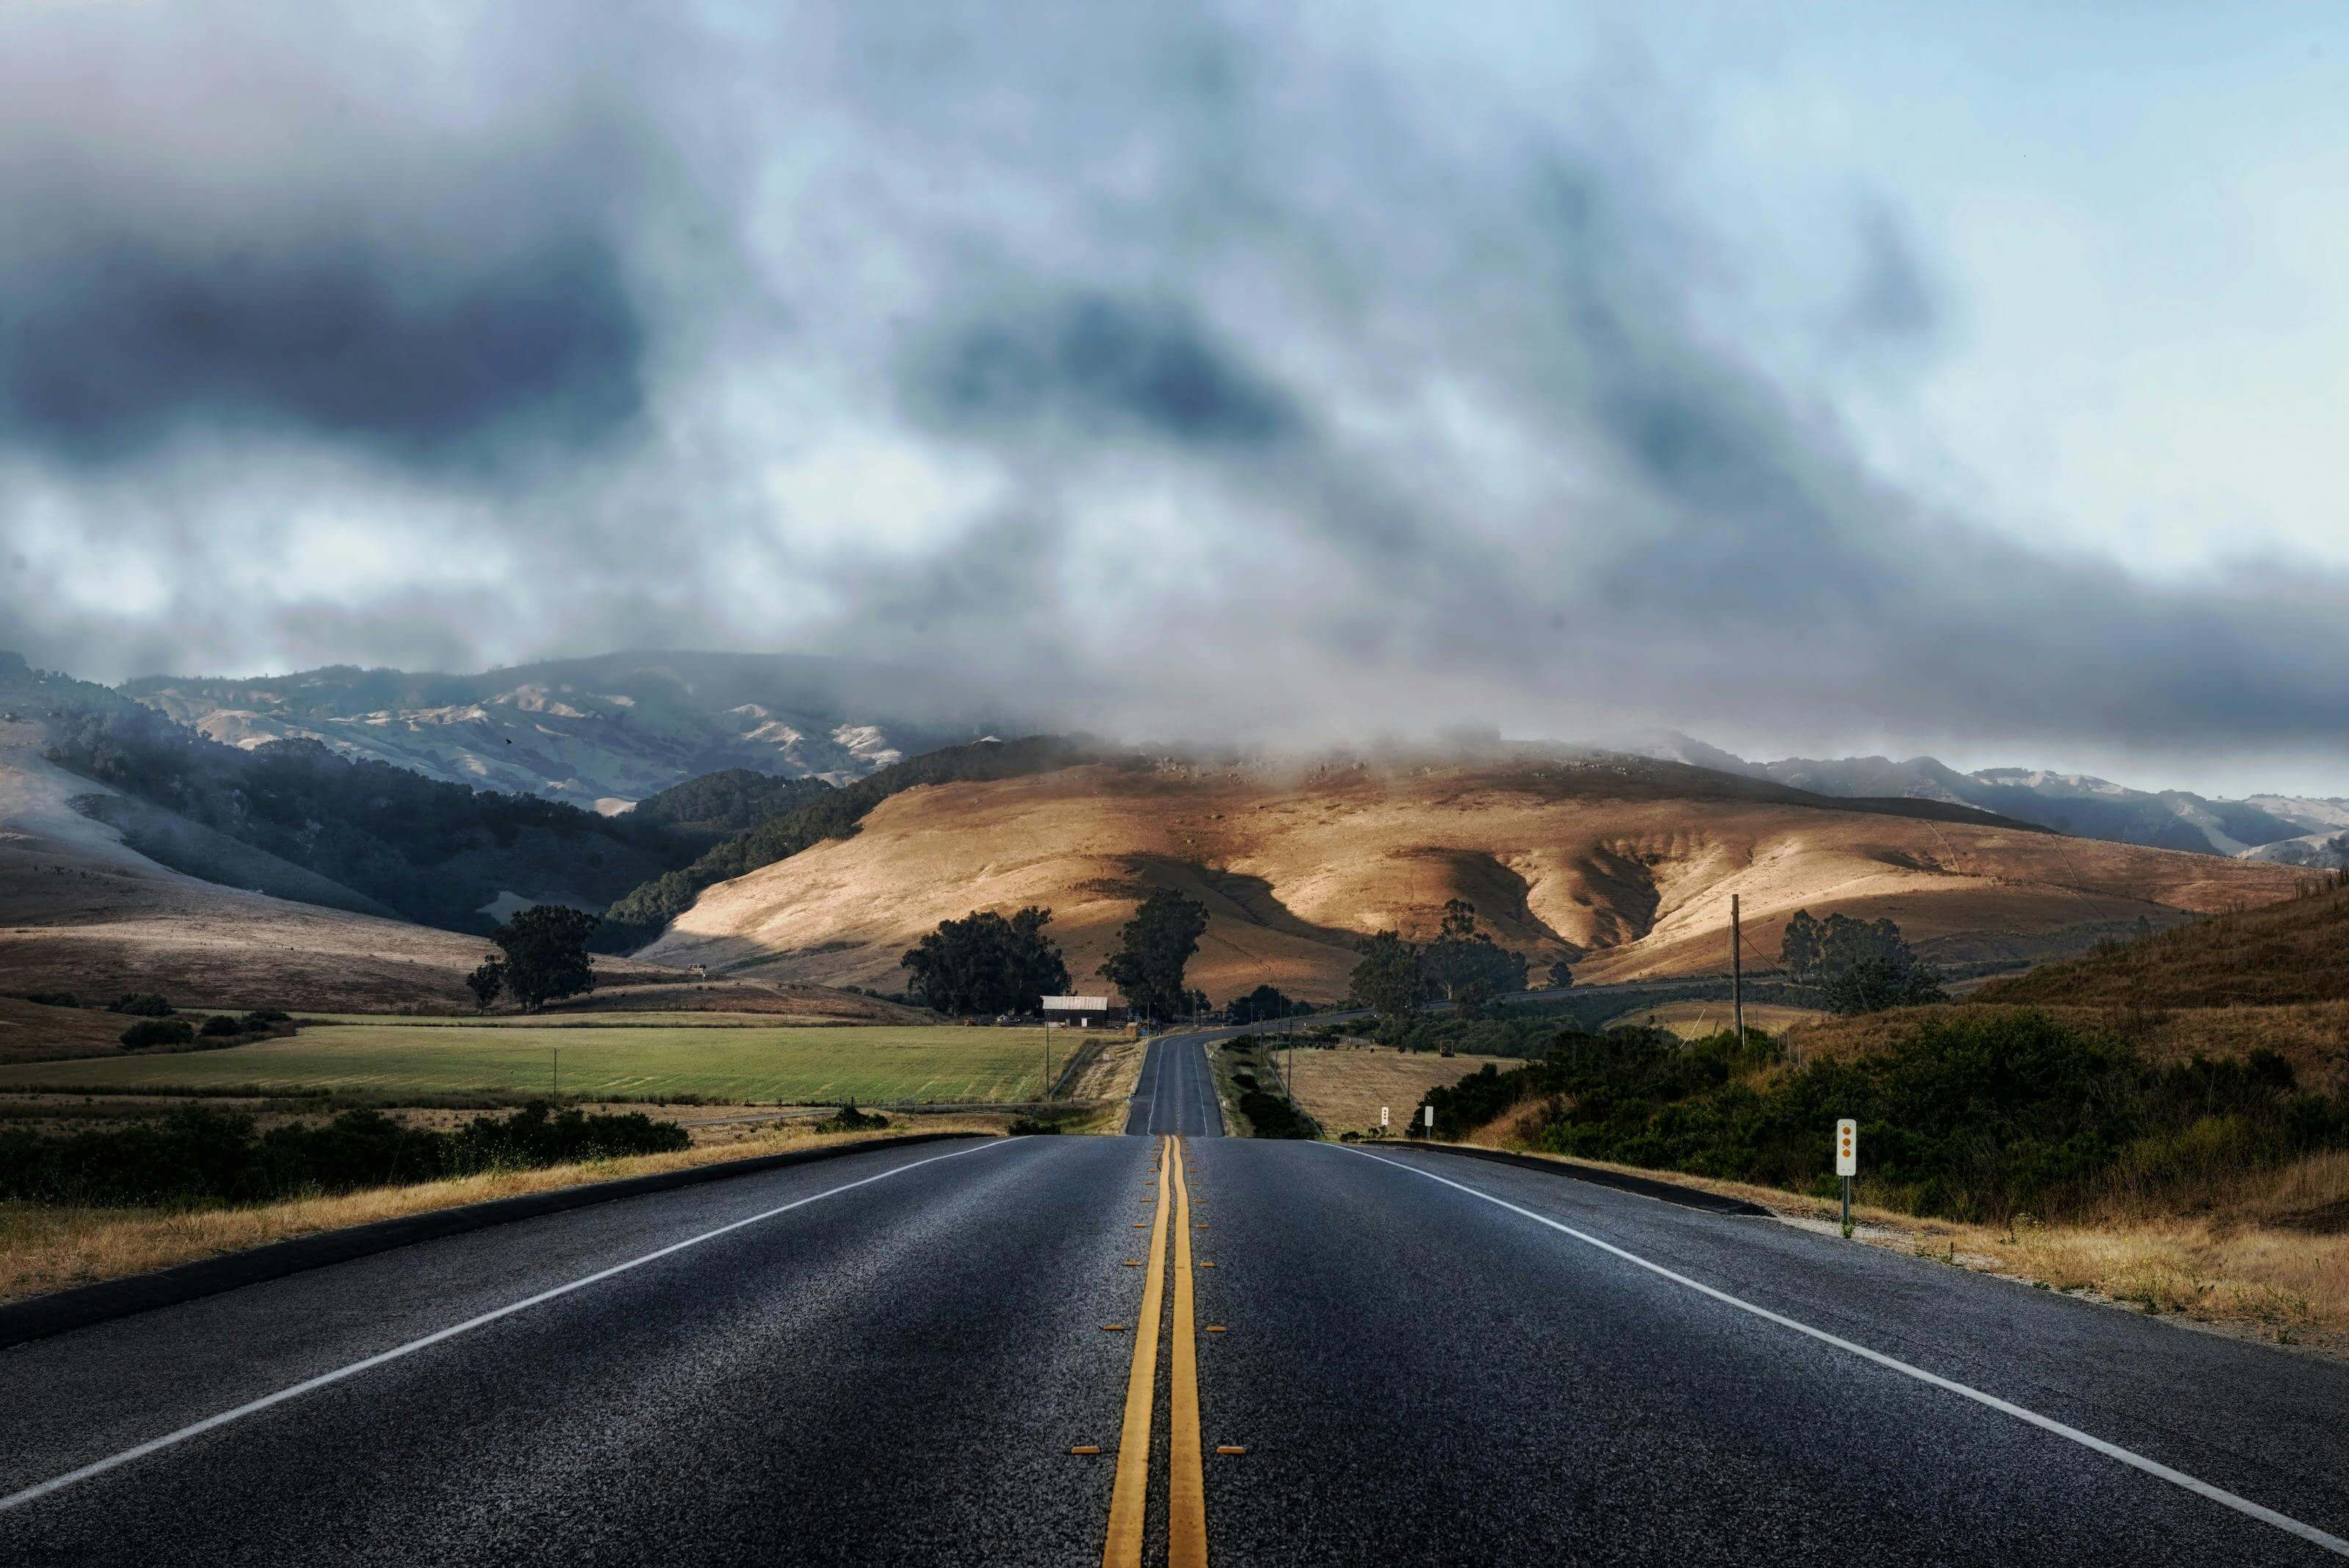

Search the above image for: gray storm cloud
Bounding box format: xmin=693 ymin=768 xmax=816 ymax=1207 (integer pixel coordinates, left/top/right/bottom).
xmin=0 ymin=0 xmax=2344 ymax=787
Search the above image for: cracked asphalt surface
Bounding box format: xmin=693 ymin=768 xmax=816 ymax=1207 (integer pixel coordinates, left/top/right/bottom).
xmin=4 ymin=1037 xmax=2347 ymax=1565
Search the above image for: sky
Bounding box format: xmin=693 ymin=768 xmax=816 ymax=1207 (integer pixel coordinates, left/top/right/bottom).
xmin=2 ymin=1 xmax=2347 ymax=796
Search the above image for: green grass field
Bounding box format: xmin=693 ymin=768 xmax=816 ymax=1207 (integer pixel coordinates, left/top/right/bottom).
xmin=0 ymin=1024 xmax=1104 ymax=1104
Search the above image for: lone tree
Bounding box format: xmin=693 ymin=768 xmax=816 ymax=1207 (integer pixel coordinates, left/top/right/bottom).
xmin=1098 ymin=889 xmax=1208 ymax=1020
xmin=465 ymin=957 xmax=507 ymax=1012
xmin=1350 ymin=930 xmax=1431 ymax=1022
xmin=1781 ymin=908 xmax=1945 ymax=1015
xmin=899 ymin=906 xmax=1072 ymax=1015
xmin=1546 ymin=959 xmax=1575 ymax=991
xmin=490 ymin=905 xmax=600 ymax=1014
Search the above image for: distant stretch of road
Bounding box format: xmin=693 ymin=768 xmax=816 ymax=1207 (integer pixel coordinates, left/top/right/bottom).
xmin=5 ymin=1036 xmax=2348 ymax=1564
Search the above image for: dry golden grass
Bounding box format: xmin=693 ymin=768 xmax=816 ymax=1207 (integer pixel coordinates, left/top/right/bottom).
xmin=1464 ymin=1144 xmax=2349 ymax=1356
xmin=1787 ymin=1001 xmax=2349 ymax=1092
xmin=1979 ymin=882 xmax=2349 ymax=1010
xmin=1283 ymin=1046 xmax=1517 ymax=1136
xmin=640 ymin=758 xmax=2298 ymax=1001
xmin=1600 ymin=999 xmax=1826 ymax=1039
xmin=1063 ymin=1033 xmax=1148 ymax=1105
xmin=0 ymin=1116 xmax=1006 ymax=1305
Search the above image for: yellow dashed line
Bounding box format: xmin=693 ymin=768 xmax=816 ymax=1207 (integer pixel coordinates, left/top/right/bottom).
xmin=1102 ymin=1137 xmax=1172 ymax=1568
xmin=1170 ymin=1137 xmax=1208 ymax=1567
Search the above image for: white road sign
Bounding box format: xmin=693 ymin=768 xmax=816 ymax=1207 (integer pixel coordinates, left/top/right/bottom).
xmin=1834 ymin=1118 xmax=1858 ymax=1177
xmin=1380 ymin=1106 xmax=1390 ymax=1127
xmin=1042 ymin=995 xmax=1109 ymax=1012
xmin=1424 ymin=1106 xmax=1435 ymax=1130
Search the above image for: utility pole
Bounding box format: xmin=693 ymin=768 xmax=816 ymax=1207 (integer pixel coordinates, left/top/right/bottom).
xmin=552 ymin=1046 xmax=559 ymax=1100
xmin=1730 ymin=894 xmax=1746 ymax=1048
xmin=1042 ymin=1019 xmax=1050 ymax=1104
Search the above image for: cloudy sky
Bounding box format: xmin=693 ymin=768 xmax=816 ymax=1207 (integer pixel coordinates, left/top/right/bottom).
xmin=4 ymin=1 xmax=2347 ymax=794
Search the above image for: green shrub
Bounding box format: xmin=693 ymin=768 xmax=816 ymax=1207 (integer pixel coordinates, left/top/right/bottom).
xmin=1415 ymin=1010 xmax=2349 ymax=1224
xmin=198 ymin=1014 xmax=245 ymax=1038
xmin=107 ymin=993 xmax=174 ymax=1017
xmin=814 ymin=1102 xmax=890 ymax=1133
xmin=0 ymin=1102 xmax=689 ymax=1208
xmin=119 ymin=1018 xmax=195 ymax=1050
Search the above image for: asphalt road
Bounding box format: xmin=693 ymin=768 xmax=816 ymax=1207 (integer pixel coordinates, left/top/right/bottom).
xmin=6 ymin=1037 xmax=2348 ymax=1565
xmin=1124 ymin=1034 xmax=1227 ymax=1136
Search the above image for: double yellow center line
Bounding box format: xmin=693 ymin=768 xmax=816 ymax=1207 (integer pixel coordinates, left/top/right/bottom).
xmin=1103 ymin=1136 xmax=1208 ymax=1567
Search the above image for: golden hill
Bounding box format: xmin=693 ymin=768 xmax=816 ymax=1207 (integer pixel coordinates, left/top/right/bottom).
xmin=639 ymin=755 xmax=2306 ymax=1001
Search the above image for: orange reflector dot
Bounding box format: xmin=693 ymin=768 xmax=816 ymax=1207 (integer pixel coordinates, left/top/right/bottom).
xmin=1199 ymin=1261 xmax=1216 ymax=1268
xmin=1206 ymin=1325 xmax=1227 ymax=1333
xmin=1070 ymin=1445 xmax=1101 ymax=1456
xmin=1216 ymin=1445 xmax=1246 ymax=1456
xmin=1102 ymin=1324 xmax=1128 ymax=1332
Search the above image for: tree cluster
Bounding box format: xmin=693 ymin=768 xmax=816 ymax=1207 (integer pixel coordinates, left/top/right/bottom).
xmin=1779 ymin=910 xmax=1947 ymax=1015
xmin=466 ymin=904 xmax=601 ymax=1014
xmin=899 ymin=906 xmax=1072 ymax=1015
xmin=1348 ymin=900 xmax=1529 ymax=1020
xmin=1227 ymin=984 xmax=1316 ymax=1025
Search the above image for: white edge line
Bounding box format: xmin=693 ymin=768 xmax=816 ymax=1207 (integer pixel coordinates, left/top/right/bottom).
xmin=1334 ymin=1143 xmax=2349 ymax=1559
xmin=1 ymin=1137 xmax=1014 ymax=1515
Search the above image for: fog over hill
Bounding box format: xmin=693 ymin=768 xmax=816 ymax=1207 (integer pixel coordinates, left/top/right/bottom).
xmin=1630 ymin=732 xmax=2349 ymax=869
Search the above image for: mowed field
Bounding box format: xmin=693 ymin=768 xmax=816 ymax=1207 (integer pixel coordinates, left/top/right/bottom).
xmin=1280 ymin=1046 xmax=1520 ymax=1136
xmin=0 ymin=1023 xmax=1108 ymax=1105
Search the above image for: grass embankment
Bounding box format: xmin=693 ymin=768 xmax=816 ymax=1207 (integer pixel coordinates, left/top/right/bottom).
xmin=0 ymin=1023 xmax=1118 ymax=1105
xmin=0 ymin=1115 xmax=1007 ymax=1306
xmin=1208 ymin=1034 xmax=1315 ymax=1137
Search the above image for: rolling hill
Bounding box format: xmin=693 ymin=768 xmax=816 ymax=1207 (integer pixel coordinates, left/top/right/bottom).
xmin=637 ymin=753 xmax=2306 ymax=1002
xmin=123 ymin=650 xmax=1022 ymax=810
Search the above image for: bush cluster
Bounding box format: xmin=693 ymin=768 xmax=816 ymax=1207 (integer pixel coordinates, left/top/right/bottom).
xmin=1414 ymin=1011 xmax=2349 ymax=1223
xmin=0 ymin=1102 xmax=690 ymax=1208
xmin=1230 ymin=1071 xmax=1314 ymax=1139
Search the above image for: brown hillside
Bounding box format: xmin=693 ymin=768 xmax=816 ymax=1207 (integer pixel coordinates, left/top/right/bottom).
xmin=1975 ymin=881 xmax=2349 ymax=1010
xmin=640 ymin=757 xmax=2303 ymax=1002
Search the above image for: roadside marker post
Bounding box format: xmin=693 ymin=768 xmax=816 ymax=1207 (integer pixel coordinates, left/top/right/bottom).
xmin=1834 ymin=1119 xmax=1858 ymax=1238
xmin=1380 ymin=1106 xmax=1389 ymax=1130
xmin=1424 ymin=1106 xmax=1435 ymax=1135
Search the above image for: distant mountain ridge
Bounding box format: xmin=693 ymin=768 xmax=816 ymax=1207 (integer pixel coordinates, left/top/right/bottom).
xmin=122 ymin=650 xmax=1020 ymax=810
xmin=1630 ymin=732 xmax=2349 ymax=869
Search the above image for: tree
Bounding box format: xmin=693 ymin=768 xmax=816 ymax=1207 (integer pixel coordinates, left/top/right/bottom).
xmin=1420 ymin=900 xmax=1528 ymax=1017
xmin=1546 ymin=959 xmax=1575 ymax=991
xmin=490 ymin=905 xmax=600 ymax=1013
xmin=1097 ymin=889 xmax=1209 ymax=1020
xmin=465 ymin=957 xmax=507 ymax=1012
xmin=1781 ymin=909 xmax=1826 ymax=984
xmin=1798 ymin=912 xmax=1946 ymax=1015
xmin=899 ymin=906 xmax=1072 ymax=1015
xmin=1350 ymin=930 xmax=1431 ymax=1021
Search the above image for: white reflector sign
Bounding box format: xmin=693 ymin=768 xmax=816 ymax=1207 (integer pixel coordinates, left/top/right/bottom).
xmin=1834 ymin=1117 xmax=1858 ymax=1177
